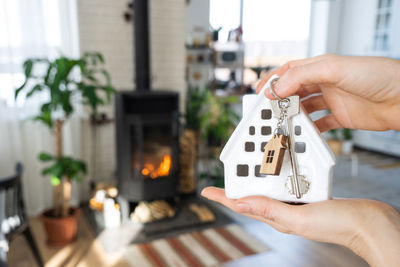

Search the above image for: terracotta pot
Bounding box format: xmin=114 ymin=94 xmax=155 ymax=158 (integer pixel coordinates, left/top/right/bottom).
xmin=41 ymin=207 xmax=81 ymax=246
xmin=327 ymin=140 xmax=343 ymax=155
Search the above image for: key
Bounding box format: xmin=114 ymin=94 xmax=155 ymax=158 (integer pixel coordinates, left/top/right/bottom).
xmin=272 ymin=96 xmax=309 ymax=199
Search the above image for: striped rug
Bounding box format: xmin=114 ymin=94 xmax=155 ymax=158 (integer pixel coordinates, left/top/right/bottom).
xmin=121 ymin=224 xmax=270 ymax=267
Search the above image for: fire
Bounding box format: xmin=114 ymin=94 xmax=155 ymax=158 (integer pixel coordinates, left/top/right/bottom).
xmin=141 ymin=155 xmax=172 ymax=179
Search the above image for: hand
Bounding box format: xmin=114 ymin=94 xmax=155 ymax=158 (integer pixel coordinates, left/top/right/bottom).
xmin=257 ymin=54 xmax=400 ymax=132
xmin=201 ymin=187 xmax=400 ymax=267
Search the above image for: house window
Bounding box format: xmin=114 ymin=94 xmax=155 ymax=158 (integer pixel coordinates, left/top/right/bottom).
xmin=245 ymin=142 xmax=255 ymax=152
xmin=237 ymin=164 xmax=249 ymax=177
xmin=261 ymin=109 xmax=272 ymax=120
xmin=255 ymin=165 xmax=266 ymax=177
xmin=373 ymin=0 xmax=393 ymax=52
xmin=261 ymin=126 xmax=271 ymax=135
xmin=261 ymin=142 xmax=267 ymax=152
xmin=295 ymin=142 xmax=306 ymax=153
xmin=266 ymin=150 xmax=275 ymax=163
xmin=249 ymin=126 xmax=255 ymax=135
xmin=295 ymin=126 xmax=301 ymax=136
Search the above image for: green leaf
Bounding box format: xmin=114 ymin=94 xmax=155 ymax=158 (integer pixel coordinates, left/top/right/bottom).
xmin=38 ymin=152 xmax=54 ymax=162
xmin=23 ymin=59 xmax=34 ymax=77
xmin=15 ymin=82 xmax=26 ymax=100
xmin=33 ymin=110 xmax=53 ymax=128
xmin=51 ymin=175 xmax=61 ymax=186
xmin=26 ymin=84 xmax=43 ymax=98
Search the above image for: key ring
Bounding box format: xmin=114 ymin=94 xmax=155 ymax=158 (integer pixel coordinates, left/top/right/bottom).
xmin=268 ymin=76 xmax=281 ymax=100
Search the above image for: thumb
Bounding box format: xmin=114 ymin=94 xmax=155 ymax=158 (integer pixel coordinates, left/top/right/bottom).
xmin=236 ymin=196 xmax=304 ymax=226
xmin=271 ymin=58 xmax=341 ymax=98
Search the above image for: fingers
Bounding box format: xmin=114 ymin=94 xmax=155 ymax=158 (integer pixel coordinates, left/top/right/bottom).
xmin=302 ymin=95 xmax=328 ymax=114
xmin=201 ymin=187 xmax=304 ymax=231
xmin=315 ymin=114 xmax=342 ymax=132
xmin=201 ymin=187 xmax=236 ymax=208
xmin=297 ymin=85 xmax=321 ymax=98
xmin=270 ymin=58 xmax=340 ymax=99
xmin=256 ymin=55 xmax=334 ymax=96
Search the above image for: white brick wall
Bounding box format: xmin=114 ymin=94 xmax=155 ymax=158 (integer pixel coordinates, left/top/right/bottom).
xmin=76 ymin=0 xmax=185 ymax=192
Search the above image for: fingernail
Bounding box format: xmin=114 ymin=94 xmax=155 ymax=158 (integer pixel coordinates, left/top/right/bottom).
xmin=235 ymin=202 xmax=250 ymax=213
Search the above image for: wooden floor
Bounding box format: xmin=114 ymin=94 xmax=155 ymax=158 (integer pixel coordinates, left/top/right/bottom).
xmin=7 ymin=150 xmax=400 ymax=266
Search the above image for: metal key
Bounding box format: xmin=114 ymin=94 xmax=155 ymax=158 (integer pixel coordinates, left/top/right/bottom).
xmin=272 ymin=96 xmax=309 ymax=199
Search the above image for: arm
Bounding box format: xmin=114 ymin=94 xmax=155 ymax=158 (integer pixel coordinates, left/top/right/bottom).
xmin=257 ymin=54 xmax=400 ymax=132
xmin=202 ymin=187 xmax=400 ymax=267
xmin=203 ymin=55 xmax=400 ymax=266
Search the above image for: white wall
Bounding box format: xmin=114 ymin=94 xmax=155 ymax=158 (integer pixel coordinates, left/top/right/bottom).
xmin=308 ymin=0 xmax=331 ymax=57
xmin=78 ymin=0 xmax=135 ymax=91
xmin=76 ymin=0 xmax=185 ymax=196
xmin=336 ymin=0 xmax=377 ymax=55
xmin=185 ymin=0 xmax=210 ymax=38
xmin=308 ymin=0 xmax=377 ymax=56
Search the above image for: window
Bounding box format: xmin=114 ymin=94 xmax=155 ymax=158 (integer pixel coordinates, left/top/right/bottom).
xmin=0 ymin=0 xmax=77 ymax=107
xmin=266 ymin=150 xmax=275 ymax=163
xmin=295 ymin=126 xmax=301 ymax=136
xmin=261 ymin=126 xmax=271 ymax=135
xmin=261 ymin=142 xmax=267 ymax=152
xmin=255 ymin=165 xmax=266 ymax=177
xmin=295 ymin=142 xmax=306 ymax=153
xmin=373 ymin=0 xmax=393 ymax=52
xmin=245 ymin=141 xmax=255 ymax=152
xmin=237 ymin=164 xmax=249 ymax=177
xmin=261 ymin=109 xmax=272 ymax=120
xmin=249 ymin=126 xmax=255 ymax=135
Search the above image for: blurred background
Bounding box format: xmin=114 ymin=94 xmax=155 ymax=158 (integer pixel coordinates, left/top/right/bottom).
xmin=0 ymin=0 xmax=399 ymax=266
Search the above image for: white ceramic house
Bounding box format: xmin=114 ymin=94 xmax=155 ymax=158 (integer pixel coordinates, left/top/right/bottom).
xmin=220 ymin=77 xmax=335 ymax=203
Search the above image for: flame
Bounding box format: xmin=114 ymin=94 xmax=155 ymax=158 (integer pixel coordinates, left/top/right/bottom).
xmin=141 ymin=155 xmax=172 ymax=179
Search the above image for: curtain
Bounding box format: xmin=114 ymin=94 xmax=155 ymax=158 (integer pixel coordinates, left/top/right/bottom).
xmin=0 ymin=0 xmax=81 ymax=216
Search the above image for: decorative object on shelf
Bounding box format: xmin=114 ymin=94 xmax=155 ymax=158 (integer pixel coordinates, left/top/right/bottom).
xmin=220 ymin=75 xmax=335 ymax=203
xmin=210 ymin=26 xmax=222 ymax=42
xmin=15 ymin=52 xmax=115 ymax=245
xmin=123 ymin=1 xmax=133 ymax=22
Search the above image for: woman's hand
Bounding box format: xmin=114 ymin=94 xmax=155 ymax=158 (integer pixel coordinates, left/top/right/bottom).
xmin=201 ymin=187 xmax=400 ymax=267
xmin=257 ymin=54 xmax=400 ymax=132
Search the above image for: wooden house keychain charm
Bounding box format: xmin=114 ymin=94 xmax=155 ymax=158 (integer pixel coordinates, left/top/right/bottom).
xmin=260 ymin=134 xmax=287 ymax=175
xmin=219 ymin=74 xmax=336 ymax=203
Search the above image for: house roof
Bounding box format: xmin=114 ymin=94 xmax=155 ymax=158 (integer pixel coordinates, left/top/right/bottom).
xmin=220 ymin=74 xmax=335 ymax=166
xmin=264 ymin=134 xmax=287 ymax=149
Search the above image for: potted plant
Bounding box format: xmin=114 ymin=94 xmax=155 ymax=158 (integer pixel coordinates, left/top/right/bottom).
xmin=342 ymin=128 xmax=354 ymax=154
xmin=15 ymin=52 xmax=115 ymax=245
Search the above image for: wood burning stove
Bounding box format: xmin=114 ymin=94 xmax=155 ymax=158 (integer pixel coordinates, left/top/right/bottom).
xmin=115 ymin=0 xmax=180 ymax=202
xmin=116 ymin=92 xmax=179 ymax=201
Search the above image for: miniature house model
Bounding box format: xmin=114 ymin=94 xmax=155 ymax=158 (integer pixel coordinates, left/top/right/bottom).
xmin=220 ymin=76 xmax=335 ymax=203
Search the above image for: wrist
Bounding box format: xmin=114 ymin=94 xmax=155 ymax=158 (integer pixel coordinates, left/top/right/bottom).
xmin=350 ymin=202 xmax=400 ymax=267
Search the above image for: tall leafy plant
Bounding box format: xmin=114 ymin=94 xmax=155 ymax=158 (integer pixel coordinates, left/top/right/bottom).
xmin=185 ymin=86 xmax=207 ymax=130
xmin=199 ymin=90 xmax=240 ymax=146
xmin=198 ymin=90 xmax=240 ymax=188
xmin=15 ymin=52 xmax=115 ymax=217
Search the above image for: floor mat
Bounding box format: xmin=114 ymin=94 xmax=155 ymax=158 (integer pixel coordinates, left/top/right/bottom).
xmin=119 ymin=224 xmax=270 ymax=267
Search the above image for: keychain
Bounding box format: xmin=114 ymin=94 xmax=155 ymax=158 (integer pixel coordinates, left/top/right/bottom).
xmin=262 ymin=77 xmax=310 ymax=198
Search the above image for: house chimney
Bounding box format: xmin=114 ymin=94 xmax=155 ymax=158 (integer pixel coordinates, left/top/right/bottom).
xmin=134 ymin=0 xmax=150 ymax=91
